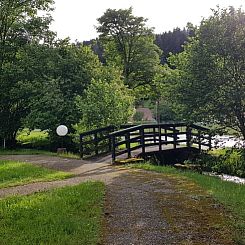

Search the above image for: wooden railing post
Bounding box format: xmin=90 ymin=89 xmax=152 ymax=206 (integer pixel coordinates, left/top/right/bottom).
xmin=153 ymin=127 xmax=156 ymax=143
xmin=158 ymin=125 xmax=162 ymax=151
xmin=108 ymin=126 xmax=115 ymax=153
xmin=108 ymin=136 xmax=112 ymax=152
xmin=208 ymin=134 xmax=212 ymax=150
xmin=186 ymin=126 xmax=192 ymax=148
xmin=94 ymin=132 xmax=98 ymax=155
xmin=125 ymin=132 xmax=131 ymax=158
xmin=140 ymin=127 xmax=145 ymax=155
xmin=198 ymin=130 xmax=201 ymax=152
xmin=173 ymin=126 xmax=177 ymax=149
xmin=164 ymin=128 xmax=167 ymax=142
xmin=111 ymin=135 xmax=116 ymax=163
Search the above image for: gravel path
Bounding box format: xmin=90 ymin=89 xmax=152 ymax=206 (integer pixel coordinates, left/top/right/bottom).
xmin=102 ymin=170 xmax=234 ymax=245
xmin=0 ymin=155 xmax=128 ymax=198
xmin=0 ymin=155 xmax=235 ymax=244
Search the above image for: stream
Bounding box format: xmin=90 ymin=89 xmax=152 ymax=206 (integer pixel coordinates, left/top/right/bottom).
xmin=203 ymin=172 xmax=245 ymax=184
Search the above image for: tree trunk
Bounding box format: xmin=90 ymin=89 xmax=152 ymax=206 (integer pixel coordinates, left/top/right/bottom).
xmin=5 ymin=131 xmax=18 ymax=149
xmin=235 ymin=112 xmax=245 ymax=139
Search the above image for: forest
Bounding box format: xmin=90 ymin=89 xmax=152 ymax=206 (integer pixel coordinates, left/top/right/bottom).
xmin=1 ymin=1 xmax=245 ymax=150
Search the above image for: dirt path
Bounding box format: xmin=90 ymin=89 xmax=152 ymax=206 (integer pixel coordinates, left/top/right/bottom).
xmin=0 ymin=155 xmax=235 ymax=244
xmin=102 ymin=170 xmax=234 ymax=245
xmin=0 ymin=155 xmax=128 ymax=198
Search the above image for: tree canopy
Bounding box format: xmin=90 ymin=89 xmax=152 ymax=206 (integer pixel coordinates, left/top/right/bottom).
xmin=96 ymin=7 xmax=162 ymax=89
xmin=169 ymin=7 xmax=245 ymax=137
xmin=0 ymin=0 xmax=55 ymax=146
xmin=74 ymin=77 xmax=134 ymax=132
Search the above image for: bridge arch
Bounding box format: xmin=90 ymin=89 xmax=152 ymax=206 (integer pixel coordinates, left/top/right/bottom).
xmin=79 ymin=123 xmax=212 ymax=163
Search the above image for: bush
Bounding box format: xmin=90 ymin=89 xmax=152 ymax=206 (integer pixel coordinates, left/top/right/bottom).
xmin=195 ymin=149 xmax=245 ymax=177
xmin=75 ymin=78 xmax=134 ymax=133
xmin=17 ymin=129 xmax=50 ymax=149
xmin=133 ymin=111 xmax=144 ymax=122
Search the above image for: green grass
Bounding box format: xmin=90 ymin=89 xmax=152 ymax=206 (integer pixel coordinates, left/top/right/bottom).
xmin=57 ymin=152 xmax=80 ymax=159
xmin=17 ymin=129 xmax=50 ymax=148
xmin=0 ymin=148 xmax=56 ymax=156
xmin=0 ymin=182 xmax=105 ymax=245
xmin=0 ymin=160 xmax=72 ymax=189
xmin=0 ymin=148 xmax=81 ymax=159
xmin=129 ymin=163 xmax=245 ymax=243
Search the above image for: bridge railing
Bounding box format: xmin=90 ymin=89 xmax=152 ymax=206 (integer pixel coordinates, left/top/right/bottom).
xmin=109 ymin=123 xmax=212 ymax=162
xmin=189 ymin=124 xmax=212 ymax=151
xmin=79 ymin=124 xmax=135 ymax=158
xmin=79 ymin=126 xmax=115 ymax=158
xmin=79 ymin=123 xmax=212 ymax=161
xmin=110 ymin=123 xmax=185 ymax=162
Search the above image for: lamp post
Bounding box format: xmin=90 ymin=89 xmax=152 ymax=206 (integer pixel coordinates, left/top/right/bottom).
xmin=56 ymin=125 xmax=68 ymax=154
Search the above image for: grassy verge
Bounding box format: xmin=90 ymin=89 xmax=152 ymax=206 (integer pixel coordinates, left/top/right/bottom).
xmin=0 ymin=148 xmax=56 ymax=156
xmin=57 ymin=152 xmax=81 ymax=159
xmin=0 ymin=182 xmax=105 ymax=245
xmin=129 ymin=163 xmax=245 ymax=243
xmin=0 ymin=148 xmax=81 ymax=159
xmin=0 ymin=160 xmax=72 ymax=189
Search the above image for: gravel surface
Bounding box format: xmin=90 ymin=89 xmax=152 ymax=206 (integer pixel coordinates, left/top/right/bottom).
xmin=101 ymin=171 xmax=235 ymax=245
xmin=0 ymin=155 xmax=235 ymax=244
xmin=0 ymin=155 xmax=127 ymax=198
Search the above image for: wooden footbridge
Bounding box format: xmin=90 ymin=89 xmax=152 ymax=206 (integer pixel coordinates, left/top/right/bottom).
xmin=79 ymin=123 xmax=212 ymax=163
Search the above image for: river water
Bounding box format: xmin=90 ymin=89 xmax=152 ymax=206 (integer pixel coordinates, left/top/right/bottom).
xmin=203 ymin=172 xmax=245 ymax=184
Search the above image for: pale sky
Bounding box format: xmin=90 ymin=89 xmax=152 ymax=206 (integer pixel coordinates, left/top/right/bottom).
xmin=50 ymin=0 xmax=245 ymax=42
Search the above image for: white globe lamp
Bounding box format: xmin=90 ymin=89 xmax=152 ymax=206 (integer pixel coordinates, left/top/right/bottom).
xmin=56 ymin=125 xmax=68 ymax=153
xmin=56 ymin=125 xmax=68 ymax=136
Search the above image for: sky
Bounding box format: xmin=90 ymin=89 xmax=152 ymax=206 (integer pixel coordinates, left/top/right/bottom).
xmin=50 ymin=0 xmax=245 ymax=42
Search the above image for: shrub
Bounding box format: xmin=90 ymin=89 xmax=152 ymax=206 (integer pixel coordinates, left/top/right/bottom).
xmin=194 ymin=149 xmax=245 ymax=177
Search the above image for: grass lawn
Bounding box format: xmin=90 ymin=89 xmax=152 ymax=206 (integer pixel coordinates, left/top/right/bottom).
xmin=129 ymin=163 xmax=245 ymax=244
xmin=0 ymin=182 xmax=105 ymax=245
xmin=0 ymin=148 xmax=81 ymax=159
xmin=0 ymin=148 xmax=56 ymax=156
xmin=0 ymin=160 xmax=72 ymax=189
xmin=17 ymin=128 xmax=50 ymax=148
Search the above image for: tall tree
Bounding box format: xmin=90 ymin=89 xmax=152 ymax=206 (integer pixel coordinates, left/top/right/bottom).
xmin=155 ymin=25 xmax=195 ymax=64
xmin=0 ymin=0 xmax=55 ymax=146
xmin=170 ymin=7 xmax=245 ymax=137
xmin=96 ymin=7 xmax=161 ymax=89
xmin=24 ymin=41 xmax=102 ymax=136
xmin=74 ymin=76 xmax=134 ymax=132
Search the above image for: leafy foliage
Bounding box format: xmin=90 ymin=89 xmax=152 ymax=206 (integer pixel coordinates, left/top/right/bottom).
xmin=16 ymin=129 xmax=49 ymax=149
xmin=155 ymin=24 xmax=196 ymax=64
xmin=169 ymin=7 xmax=245 ymax=137
xmin=24 ymin=43 xmax=102 ymax=135
xmin=74 ymin=77 xmax=134 ymax=132
xmin=97 ymin=7 xmax=162 ymax=90
xmin=196 ymin=149 xmax=245 ymax=177
xmin=0 ymin=0 xmax=55 ymax=146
